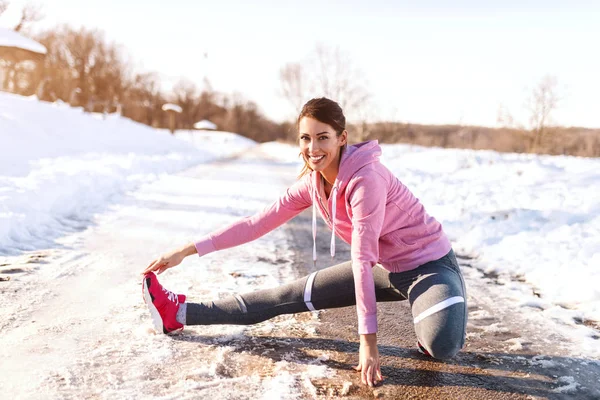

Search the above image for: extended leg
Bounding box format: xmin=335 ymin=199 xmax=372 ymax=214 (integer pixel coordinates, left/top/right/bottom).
xmin=186 ymin=261 xmax=404 ymax=326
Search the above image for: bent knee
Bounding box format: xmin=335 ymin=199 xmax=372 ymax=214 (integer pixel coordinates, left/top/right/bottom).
xmin=431 ymin=343 xmax=462 ymax=360
xmin=421 ymin=339 xmax=463 ymax=360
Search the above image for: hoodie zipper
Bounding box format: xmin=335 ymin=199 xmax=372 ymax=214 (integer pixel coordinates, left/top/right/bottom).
xmin=317 ymin=176 xmax=332 ymax=223
xmin=318 ymin=195 xmax=331 ymax=223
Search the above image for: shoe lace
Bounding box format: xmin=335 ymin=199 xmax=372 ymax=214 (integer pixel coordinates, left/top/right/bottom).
xmin=162 ymin=287 xmax=179 ymax=305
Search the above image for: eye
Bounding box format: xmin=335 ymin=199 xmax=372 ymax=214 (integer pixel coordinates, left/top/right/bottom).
xmin=319 ymin=136 xmax=329 ymax=140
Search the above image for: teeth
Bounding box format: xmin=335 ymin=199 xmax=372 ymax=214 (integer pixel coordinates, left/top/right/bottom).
xmin=310 ymin=155 xmax=325 ymax=161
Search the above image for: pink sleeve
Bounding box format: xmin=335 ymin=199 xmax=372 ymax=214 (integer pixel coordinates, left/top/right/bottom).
xmin=347 ymin=170 xmax=388 ymax=334
xmin=195 ymin=175 xmax=312 ymax=256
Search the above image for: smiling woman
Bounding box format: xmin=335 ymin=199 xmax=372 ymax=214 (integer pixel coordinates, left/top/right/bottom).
xmin=297 ymin=98 xmax=348 ymax=188
xmin=142 ymin=97 xmax=467 ymax=389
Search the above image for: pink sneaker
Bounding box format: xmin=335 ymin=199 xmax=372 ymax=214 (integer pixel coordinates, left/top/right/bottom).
xmin=142 ymin=272 xmax=186 ymax=334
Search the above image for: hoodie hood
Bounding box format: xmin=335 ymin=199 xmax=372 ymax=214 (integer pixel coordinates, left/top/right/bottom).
xmin=310 ymin=140 xmax=382 ymax=262
xmin=336 ymin=140 xmax=382 ymax=192
xmin=311 ymin=140 xmax=382 ymax=196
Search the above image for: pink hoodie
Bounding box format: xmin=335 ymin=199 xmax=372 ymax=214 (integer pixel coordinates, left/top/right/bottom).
xmin=194 ymin=141 xmax=451 ymax=334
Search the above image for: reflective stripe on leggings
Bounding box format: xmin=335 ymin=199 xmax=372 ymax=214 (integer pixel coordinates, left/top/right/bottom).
xmin=233 ymin=294 xmax=248 ymax=314
xmin=413 ymin=296 xmax=464 ymax=324
xmin=303 ymin=271 xmax=318 ymax=311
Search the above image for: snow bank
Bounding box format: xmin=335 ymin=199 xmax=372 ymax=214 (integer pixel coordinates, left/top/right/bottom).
xmin=380 ymin=144 xmax=600 ymax=327
xmin=0 ymin=92 xmax=256 ymax=255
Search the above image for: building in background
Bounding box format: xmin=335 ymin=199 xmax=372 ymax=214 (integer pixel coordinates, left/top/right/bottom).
xmin=0 ymin=27 xmax=46 ymax=95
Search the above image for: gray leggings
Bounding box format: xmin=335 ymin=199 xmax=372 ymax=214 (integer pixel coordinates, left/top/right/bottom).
xmin=187 ymin=249 xmax=467 ymax=359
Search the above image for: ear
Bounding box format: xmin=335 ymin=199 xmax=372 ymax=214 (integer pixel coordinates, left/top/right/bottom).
xmin=339 ymin=130 xmax=348 ymax=146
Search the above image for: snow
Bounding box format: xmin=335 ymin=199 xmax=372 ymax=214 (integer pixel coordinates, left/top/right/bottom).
xmin=193 ymin=119 xmax=217 ymax=130
xmin=553 ymin=376 xmax=580 ymax=393
xmin=0 ymin=92 xmax=599 ymax=397
xmin=0 ymin=27 xmax=47 ymax=54
xmin=161 ymin=103 xmax=182 ymax=113
xmin=0 ymin=92 xmax=254 ymax=255
xmin=175 ymin=129 xmax=255 ymax=159
xmin=378 ymin=145 xmax=600 ymax=335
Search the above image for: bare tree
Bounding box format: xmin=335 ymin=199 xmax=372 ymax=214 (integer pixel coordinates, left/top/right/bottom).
xmin=279 ymin=43 xmax=370 ymax=119
xmin=13 ymin=2 xmax=44 ymax=33
xmin=172 ymin=79 xmax=202 ymax=129
xmin=312 ymin=44 xmax=370 ymax=114
xmin=89 ymin=39 xmax=129 ymax=114
xmin=35 ymin=27 xmax=78 ymax=101
xmin=195 ymin=78 xmax=223 ymax=122
xmin=527 ymin=75 xmax=559 ymax=151
xmin=220 ymin=92 xmax=256 ymax=135
xmin=279 ymin=62 xmax=307 ymax=114
xmin=34 ymin=25 xmax=131 ymax=114
xmin=124 ymin=71 xmax=165 ymax=126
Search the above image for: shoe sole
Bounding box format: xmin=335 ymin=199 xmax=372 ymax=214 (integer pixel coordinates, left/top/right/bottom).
xmin=417 ymin=342 xmax=432 ymax=357
xmin=143 ymin=277 xmax=165 ymax=334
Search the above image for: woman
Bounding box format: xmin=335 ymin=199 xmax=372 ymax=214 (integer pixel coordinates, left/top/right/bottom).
xmin=142 ymin=97 xmax=467 ymax=387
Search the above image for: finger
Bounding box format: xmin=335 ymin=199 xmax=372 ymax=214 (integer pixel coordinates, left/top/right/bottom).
xmin=151 ymin=259 xmax=164 ymax=271
xmin=147 ymin=261 xmax=164 ymax=274
xmin=143 ymin=260 xmax=155 ymax=272
xmin=375 ymin=369 xmax=383 ymax=385
xmin=366 ymin=364 xmax=374 ymax=387
xmin=353 ymin=364 xmax=362 ymax=372
xmin=142 ymin=260 xmax=158 ymax=274
xmin=157 ymin=264 xmax=168 ymax=275
xmin=361 ymin=368 xmax=368 ymax=386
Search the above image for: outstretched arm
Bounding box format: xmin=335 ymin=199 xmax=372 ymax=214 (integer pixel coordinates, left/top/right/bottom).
xmin=142 ymin=175 xmax=313 ymax=274
xmin=142 ymin=242 xmax=197 ymax=275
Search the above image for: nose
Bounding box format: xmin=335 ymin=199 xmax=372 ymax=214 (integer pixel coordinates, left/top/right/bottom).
xmin=308 ymin=138 xmax=319 ymax=153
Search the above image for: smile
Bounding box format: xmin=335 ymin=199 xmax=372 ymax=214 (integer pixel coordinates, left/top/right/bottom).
xmin=309 ymin=155 xmax=325 ymax=161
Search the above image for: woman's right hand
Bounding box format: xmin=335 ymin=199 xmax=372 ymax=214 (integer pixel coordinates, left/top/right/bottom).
xmin=142 ymin=242 xmax=197 ymax=275
xmin=354 ymin=333 xmax=383 ymax=387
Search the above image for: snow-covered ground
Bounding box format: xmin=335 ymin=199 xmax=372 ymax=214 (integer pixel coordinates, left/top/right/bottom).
xmin=380 ymin=145 xmax=600 ymax=341
xmin=0 ymin=92 xmax=599 ymax=397
xmin=0 ymin=92 xmax=255 ymax=255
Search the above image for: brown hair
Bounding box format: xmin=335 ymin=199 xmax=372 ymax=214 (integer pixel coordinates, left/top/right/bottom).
xmin=297 ymin=97 xmax=347 ymax=178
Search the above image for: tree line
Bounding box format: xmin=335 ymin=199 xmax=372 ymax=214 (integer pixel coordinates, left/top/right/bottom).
xmin=31 ymin=26 xmax=284 ymax=142
xmin=1 ymin=1 xmax=598 ymax=156
xmin=0 ymin=2 xmax=283 ymax=142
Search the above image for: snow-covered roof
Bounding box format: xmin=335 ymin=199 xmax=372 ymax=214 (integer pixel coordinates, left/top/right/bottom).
xmin=0 ymin=27 xmax=47 ymax=55
xmin=161 ymin=103 xmax=182 ymax=113
xmin=193 ymin=119 xmax=217 ymax=130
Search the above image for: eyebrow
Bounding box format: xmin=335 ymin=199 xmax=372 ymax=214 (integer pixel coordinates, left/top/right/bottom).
xmin=299 ymin=131 xmax=330 ymax=135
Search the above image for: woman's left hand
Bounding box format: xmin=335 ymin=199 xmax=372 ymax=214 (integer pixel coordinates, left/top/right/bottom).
xmin=353 ymin=333 xmax=383 ymax=387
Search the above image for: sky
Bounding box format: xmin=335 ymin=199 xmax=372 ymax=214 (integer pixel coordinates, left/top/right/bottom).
xmin=1 ymin=0 xmax=599 ymax=127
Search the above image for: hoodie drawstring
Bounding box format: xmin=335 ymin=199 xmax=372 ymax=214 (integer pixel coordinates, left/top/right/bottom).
xmin=330 ymin=187 xmax=337 ymax=258
xmin=312 ymin=184 xmax=338 ymax=264
xmin=312 ymin=190 xmax=317 ymax=263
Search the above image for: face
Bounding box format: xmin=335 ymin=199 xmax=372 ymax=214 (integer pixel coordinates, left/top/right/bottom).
xmin=298 ymin=117 xmax=347 ymax=176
